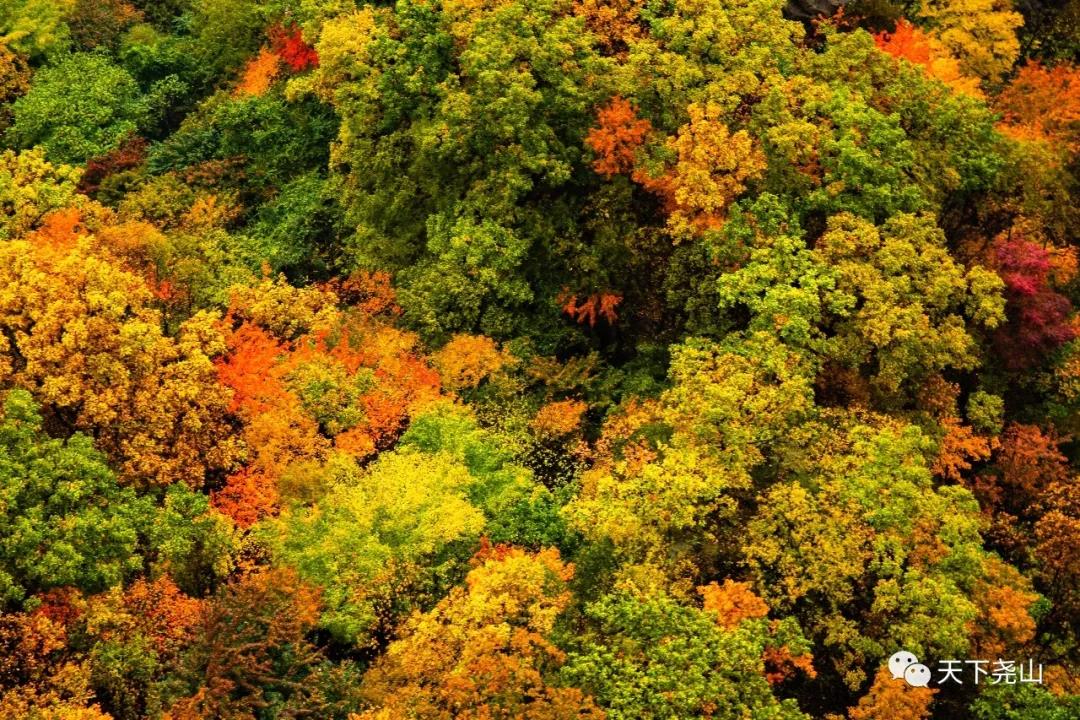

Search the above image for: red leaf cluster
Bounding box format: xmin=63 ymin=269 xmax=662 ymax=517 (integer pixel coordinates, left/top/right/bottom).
xmin=993 ymin=237 xmax=1076 ymax=368
xmin=269 ymin=24 xmax=320 ymax=72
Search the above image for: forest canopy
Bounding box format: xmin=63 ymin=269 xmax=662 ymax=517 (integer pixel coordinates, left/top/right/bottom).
xmin=0 ymin=0 xmax=1079 ymax=718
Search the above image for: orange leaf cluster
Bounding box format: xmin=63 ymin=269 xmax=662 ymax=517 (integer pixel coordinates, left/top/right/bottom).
xmin=931 ymin=417 xmax=995 ymax=482
xmin=847 ymin=666 xmax=936 ymax=720
xmin=699 ymin=580 xmax=770 ymax=630
xmin=530 ymin=399 xmax=588 ymax=439
xmin=996 ymin=62 xmax=1080 ymax=154
xmin=432 ymin=334 xmax=509 ymax=390
xmin=324 ymin=269 xmax=401 ymax=317
xmin=875 ymin=19 xmax=983 ymax=98
xmin=235 ymin=48 xmax=281 ymax=97
xmin=560 ymin=291 xmax=622 ymax=327
xmin=211 ymin=466 xmax=281 ymax=528
xmin=968 ymin=559 xmax=1038 ymax=659
xmin=586 ymin=96 xmax=653 ymax=178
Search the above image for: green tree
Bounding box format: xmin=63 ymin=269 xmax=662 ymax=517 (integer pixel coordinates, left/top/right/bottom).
xmin=8 ymin=53 xmax=148 ymax=164
xmin=562 ymin=592 xmax=811 ymax=720
xmin=0 ymin=389 xmax=149 ymax=606
xmin=744 ymin=419 xmax=995 ymax=690
xmin=263 ymin=449 xmax=486 ymax=646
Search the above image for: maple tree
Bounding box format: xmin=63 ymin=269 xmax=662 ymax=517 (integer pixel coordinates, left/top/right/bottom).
xmin=992 ymin=234 xmax=1077 ymax=368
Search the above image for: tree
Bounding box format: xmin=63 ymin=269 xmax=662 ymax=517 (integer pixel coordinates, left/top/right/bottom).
xmin=996 ymin=62 xmax=1080 ymax=155
xmin=918 ymin=0 xmax=1023 ymax=82
xmin=846 ymin=666 xmax=936 ymax=720
xmin=0 ymin=236 xmax=242 ymax=487
xmin=0 ymin=603 xmax=112 ymax=720
xmin=562 ymin=591 xmax=811 ymax=719
xmin=264 ymin=449 xmax=486 ymax=646
xmin=315 ymin=0 xmax=611 ymax=341
xmin=991 ymin=235 xmax=1076 ymax=369
xmin=8 ymin=53 xmax=148 ymax=164
xmin=84 ymin=576 xmax=205 ymax=720
xmin=0 ymin=148 xmax=82 ymax=240
xmin=874 ymin=19 xmax=983 ymax=98
xmin=0 ymin=45 xmax=29 ymax=133
xmin=565 ymin=333 xmax=815 ymax=575
xmin=166 ymin=567 xmax=356 ymax=719
xmin=971 ymin=683 xmax=1080 ymax=720
xmin=65 ymin=0 xmax=143 ymax=51
xmin=743 ymin=420 xmax=995 ymax=690
xmin=814 ymin=212 xmax=1004 ymax=398
xmin=0 ymin=0 xmax=72 ymax=59
xmin=647 ymin=102 xmax=767 ymax=237
xmin=586 ymin=96 xmax=653 ymax=178
xmin=0 ymin=389 xmax=149 ymax=606
xmin=355 ymin=547 xmax=603 ymax=719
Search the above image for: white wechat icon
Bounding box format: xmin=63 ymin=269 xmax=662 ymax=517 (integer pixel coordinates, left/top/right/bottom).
xmin=904 ymin=663 xmax=932 ymax=688
xmin=888 ymin=650 xmax=919 ymax=680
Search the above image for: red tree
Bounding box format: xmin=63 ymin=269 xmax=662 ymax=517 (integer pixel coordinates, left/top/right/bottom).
xmin=993 ymin=236 xmax=1075 ymax=368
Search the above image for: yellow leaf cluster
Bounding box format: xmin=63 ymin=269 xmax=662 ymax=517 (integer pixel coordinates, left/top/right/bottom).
xmin=664 ymin=102 xmax=766 ymax=237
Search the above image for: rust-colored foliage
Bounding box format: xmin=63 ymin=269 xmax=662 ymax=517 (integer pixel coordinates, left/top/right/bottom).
xmin=325 ymin=270 xmax=401 ymax=318
xmin=166 ymin=568 xmax=327 ymax=720
xmin=0 ymin=604 xmax=109 ymax=720
xmin=931 ymin=417 xmax=995 ymax=482
xmin=560 ymin=290 xmax=623 ymax=327
xmin=993 ymin=422 xmax=1070 ymax=510
xmin=211 ymin=466 xmax=281 ymax=529
xmin=0 ymin=46 xmax=30 ymax=132
xmin=763 ymin=644 xmax=817 ymax=685
xmin=215 ymin=322 xmax=290 ymax=415
xmin=586 ymin=96 xmax=653 ymax=178
xmin=120 ymin=577 xmax=204 ymax=659
xmin=574 ymin=0 xmax=643 ymax=55
xmin=996 ymin=62 xmax=1080 ymax=154
xmin=1034 ymin=476 xmax=1080 ymax=617
xmin=66 ymin=0 xmax=143 ymax=50
xmin=78 ymin=136 xmax=147 ymax=196
xmin=875 ymin=19 xmax=934 ymax=66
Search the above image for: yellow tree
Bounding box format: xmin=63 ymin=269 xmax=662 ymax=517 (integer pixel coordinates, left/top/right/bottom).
xmin=0 ymin=231 xmax=241 ymax=487
xmin=355 ymin=548 xmax=604 ymax=719
xmin=918 ymin=0 xmax=1023 ymax=83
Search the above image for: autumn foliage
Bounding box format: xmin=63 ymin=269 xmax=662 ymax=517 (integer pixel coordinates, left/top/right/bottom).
xmin=1 ymin=1 xmax=1079 ymax=719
